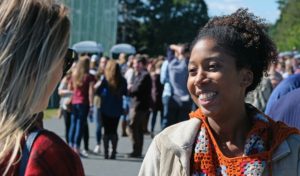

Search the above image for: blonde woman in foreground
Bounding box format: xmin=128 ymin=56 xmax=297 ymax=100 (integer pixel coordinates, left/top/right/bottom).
xmin=0 ymin=0 xmax=84 ymax=175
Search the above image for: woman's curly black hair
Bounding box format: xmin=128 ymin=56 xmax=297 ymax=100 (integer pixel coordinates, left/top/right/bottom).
xmin=192 ymin=8 xmax=277 ymax=94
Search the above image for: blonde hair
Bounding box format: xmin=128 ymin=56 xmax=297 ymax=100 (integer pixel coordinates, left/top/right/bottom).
xmin=0 ymin=0 xmax=70 ymax=174
xmin=72 ymin=57 xmax=90 ymax=88
xmin=105 ymin=60 xmax=122 ymax=94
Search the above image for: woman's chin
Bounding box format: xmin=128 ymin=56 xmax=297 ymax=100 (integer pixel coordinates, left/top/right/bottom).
xmin=199 ymin=105 xmax=218 ymax=118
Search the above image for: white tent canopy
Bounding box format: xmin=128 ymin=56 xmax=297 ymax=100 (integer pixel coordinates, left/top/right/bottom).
xmin=72 ymin=41 xmax=104 ymax=54
xmin=110 ymin=43 xmax=136 ymax=54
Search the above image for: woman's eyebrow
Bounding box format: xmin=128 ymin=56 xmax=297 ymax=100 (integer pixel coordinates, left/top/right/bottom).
xmin=189 ymin=57 xmax=224 ymax=66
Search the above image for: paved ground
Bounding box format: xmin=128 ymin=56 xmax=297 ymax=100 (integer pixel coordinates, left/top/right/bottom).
xmin=44 ymin=117 xmax=159 ymax=176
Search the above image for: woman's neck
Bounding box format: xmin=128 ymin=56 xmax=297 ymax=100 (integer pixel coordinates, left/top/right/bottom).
xmin=206 ymin=105 xmax=252 ymax=156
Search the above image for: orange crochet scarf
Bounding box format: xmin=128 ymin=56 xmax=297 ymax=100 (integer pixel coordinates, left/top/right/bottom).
xmin=189 ymin=105 xmax=299 ymax=176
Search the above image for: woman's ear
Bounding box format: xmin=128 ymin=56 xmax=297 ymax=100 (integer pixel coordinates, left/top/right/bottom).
xmin=240 ymin=69 xmax=253 ymax=87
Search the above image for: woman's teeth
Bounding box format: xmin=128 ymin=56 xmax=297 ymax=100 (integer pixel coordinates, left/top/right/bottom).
xmin=199 ymin=92 xmax=217 ymax=100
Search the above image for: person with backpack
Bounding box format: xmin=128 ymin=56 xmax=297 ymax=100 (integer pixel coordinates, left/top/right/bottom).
xmin=0 ymin=0 xmax=84 ymax=175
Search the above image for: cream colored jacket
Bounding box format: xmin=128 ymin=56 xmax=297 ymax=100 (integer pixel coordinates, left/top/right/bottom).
xmin=139 ymin=118 xmax=300 ymax=176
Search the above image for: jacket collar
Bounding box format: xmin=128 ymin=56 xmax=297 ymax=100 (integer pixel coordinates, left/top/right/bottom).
xmin=160 ymin=117 xmax=293 ymax=164
xmin=271 ymin=140 xmax=291 ymax=161
xmin=165 ymin=118 xmax=201 ymax=149
xmin=158 ymin=118 xmax=297 ymax=176
xmin=159 ymin=118 xmax=201 ymax=176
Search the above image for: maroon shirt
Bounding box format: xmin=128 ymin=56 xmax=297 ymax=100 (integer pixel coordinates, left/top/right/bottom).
xmin=70 ymin=74 xmax=95 ymax=105
xmin=0 ymin=130 xmax=84 ymax=175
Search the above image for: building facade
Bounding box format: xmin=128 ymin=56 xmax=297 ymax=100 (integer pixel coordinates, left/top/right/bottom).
xmin=49 ymin=0 xmax=118 ymax=108
xmin=64 ymin=0 xmax=118 ymax=55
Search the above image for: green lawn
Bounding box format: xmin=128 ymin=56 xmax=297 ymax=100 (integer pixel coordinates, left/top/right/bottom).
xmin=44 ymin=108 xmax=59 ymax=119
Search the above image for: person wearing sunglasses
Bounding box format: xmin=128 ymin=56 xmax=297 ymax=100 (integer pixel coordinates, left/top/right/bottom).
xmin=64 ymin=48 xmax=78 ymax=76
xmin=0 ymin=0 xmax=83 ymax=175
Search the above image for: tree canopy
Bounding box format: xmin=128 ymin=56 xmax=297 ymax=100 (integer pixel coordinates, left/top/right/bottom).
xmin=117 ymin=0 xmax=209 ymax=55
xmin=271 ymin=0 xmax=300 ymax=51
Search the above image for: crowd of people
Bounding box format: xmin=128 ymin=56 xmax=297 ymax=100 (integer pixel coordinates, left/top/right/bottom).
xmin=58 ymin=42 xmax=196 ymax=159
xmin=58 ymin=30 xmax=300 ymax=164
xmin=246 ymin=50 xmax=300 ymax=122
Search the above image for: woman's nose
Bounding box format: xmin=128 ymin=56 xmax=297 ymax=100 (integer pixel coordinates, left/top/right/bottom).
xmin=194 ymin=70 xmax=208 ymax=86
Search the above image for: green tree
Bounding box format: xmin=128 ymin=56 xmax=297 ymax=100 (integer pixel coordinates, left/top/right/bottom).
xmin=277 ymin=0 xmax=288 ymax=10
xmin=117 ymin=0 xmax=209 ymax=55
xmin=271 ymin=0 xmax=300 ymax=51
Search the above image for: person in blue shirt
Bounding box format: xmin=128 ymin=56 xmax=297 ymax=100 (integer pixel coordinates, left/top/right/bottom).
xmin=265 ymin=73 xmax=300 ymax=114
xmin=161 ymin=45 xmax=192 ymax=128
xmin=95 ymin=60 xmax=127 ymax=159
xmin=267 ymin=88 xmax=300 ymax=129
xmin=160 ymin=48 xmax=174 ymax=129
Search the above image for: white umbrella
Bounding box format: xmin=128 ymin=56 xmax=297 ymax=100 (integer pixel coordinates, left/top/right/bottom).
xmin=278 ymin=51 xmax=293 ymax=57
xmin=72 ymin=41 xmax=104 ymax=54
xmin=110 ymin=43 xmax=136 ymax=54
xmin=294 ymin=54 xmax=300 ymax=60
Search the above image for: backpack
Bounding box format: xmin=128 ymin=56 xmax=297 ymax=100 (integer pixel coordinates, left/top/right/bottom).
xmin=19 ymin=129 xmax=42 ymax=176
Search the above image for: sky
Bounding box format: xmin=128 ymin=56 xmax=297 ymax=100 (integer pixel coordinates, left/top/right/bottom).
xmin=205 ymin=0 xmax=280 ymax=24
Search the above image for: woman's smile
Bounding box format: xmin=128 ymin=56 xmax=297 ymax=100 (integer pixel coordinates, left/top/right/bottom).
xmin=197 ymin=91 xmax=218 ymax=106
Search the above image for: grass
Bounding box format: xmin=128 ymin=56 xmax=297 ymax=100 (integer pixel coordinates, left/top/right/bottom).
xmin=44 ymin=108 xmax=59 ymax=119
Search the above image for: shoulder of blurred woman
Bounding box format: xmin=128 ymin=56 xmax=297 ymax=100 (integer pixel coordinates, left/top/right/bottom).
xmin=25 ymin=130 xmax=84 ymax=175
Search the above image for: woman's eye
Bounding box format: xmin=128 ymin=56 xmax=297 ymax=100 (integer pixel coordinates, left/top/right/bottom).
xmin=208 ymin=64 xmax=219 ymax=71
xmin=188 ymin=68 xmax=197 ymax=76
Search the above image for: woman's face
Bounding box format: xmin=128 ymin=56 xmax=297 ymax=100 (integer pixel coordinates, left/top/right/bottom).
xmin=33 ymin=58 xmax=64 ymax=114
xmin=187 ymin=38 xmax=251 ymax=118
xmin=99 ymin=57 xmax=107 ymax=70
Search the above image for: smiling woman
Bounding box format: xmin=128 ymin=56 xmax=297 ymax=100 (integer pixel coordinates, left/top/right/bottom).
xmin=139 ymin=8 xmax=300 ymax=176
xmin=188 ymin=39 xmax=247 ymax=119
